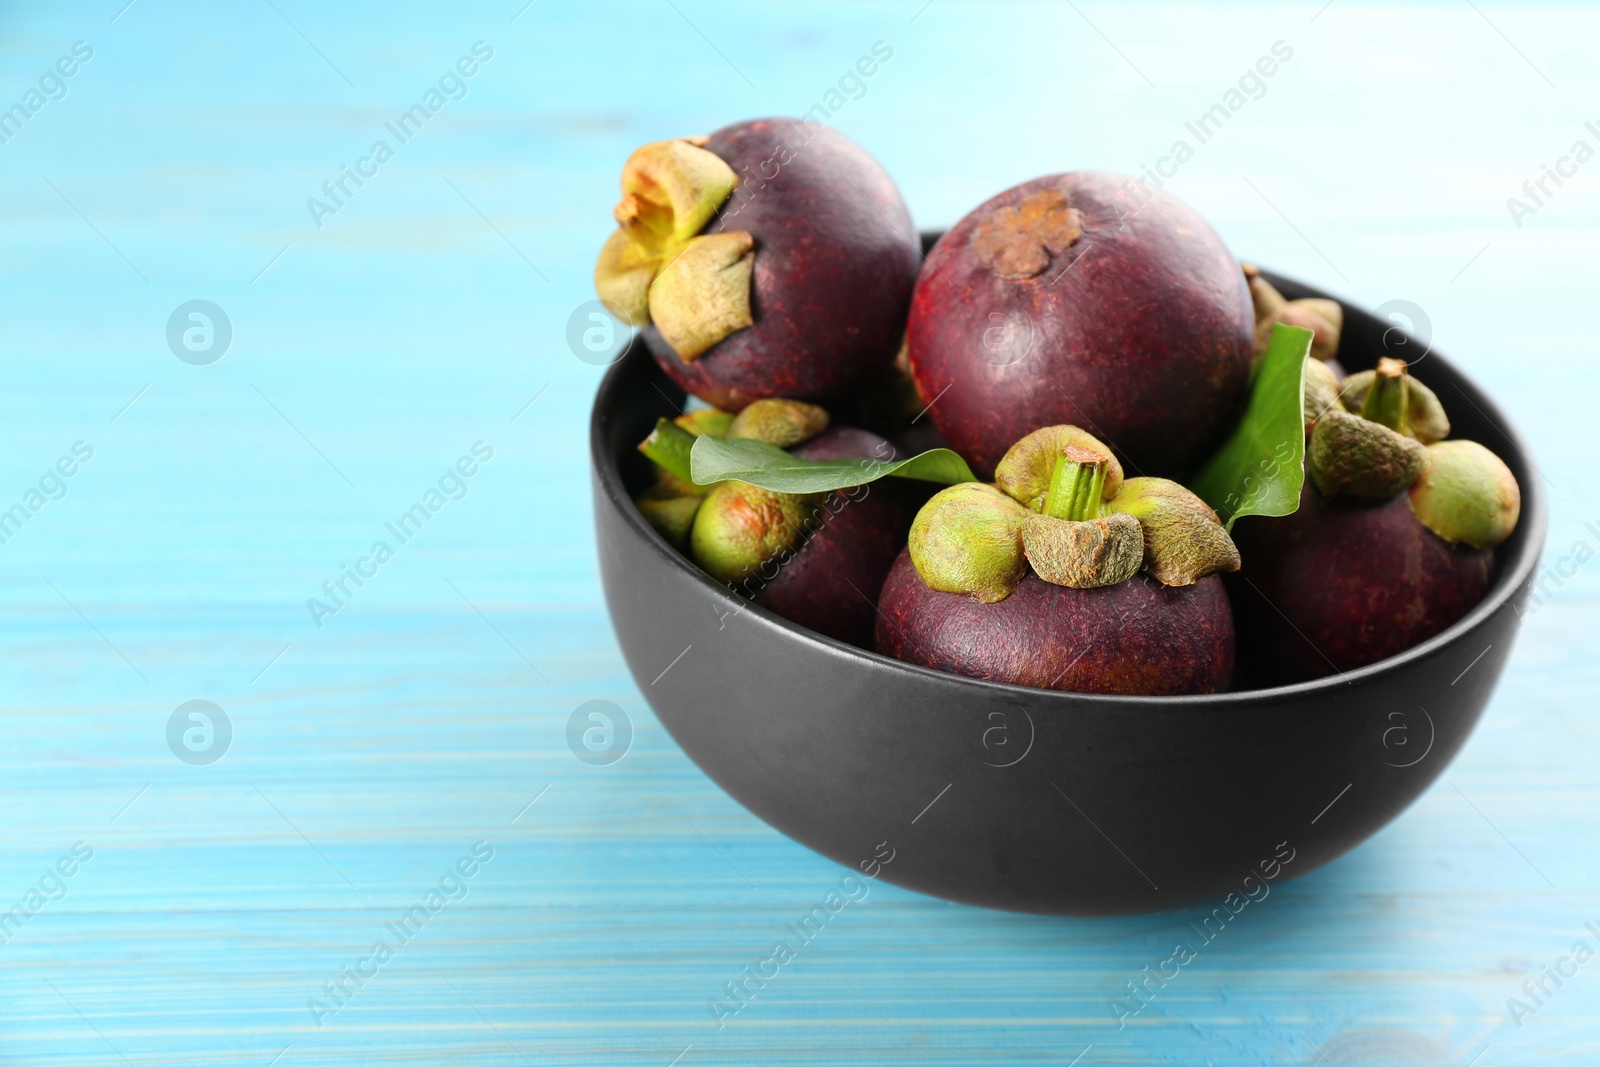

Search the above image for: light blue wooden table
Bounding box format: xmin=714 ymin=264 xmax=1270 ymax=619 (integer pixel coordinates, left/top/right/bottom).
xmin=1 ymin=1 xmax=1594 ymax=1063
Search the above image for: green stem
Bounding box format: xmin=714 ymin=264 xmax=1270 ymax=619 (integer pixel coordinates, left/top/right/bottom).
xmin=1361 ymin=357 xmax=1410 ymax=432
xmin=638 ymin=417 xmax=698 ymax=484
xmin=1042 ymin=446 xmax=1108 ymax=521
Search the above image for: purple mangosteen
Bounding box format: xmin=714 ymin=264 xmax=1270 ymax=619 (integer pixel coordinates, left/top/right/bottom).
xmin=635 ymin=400 xmax=912 ymax=649
xmin=1230 ymin=358 xmax=1520 ymax=684
xmin=873 ymin=424 xmax=1240 ymax=695
xmin=595 ymin=119 xmax=921 ymax=411
xmin=906 ymin=172 xmax=1253 ymax=478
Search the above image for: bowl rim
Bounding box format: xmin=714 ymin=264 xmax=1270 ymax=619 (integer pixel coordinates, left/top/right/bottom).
xmin=591 ymin=268 xmax=1547 ymax=709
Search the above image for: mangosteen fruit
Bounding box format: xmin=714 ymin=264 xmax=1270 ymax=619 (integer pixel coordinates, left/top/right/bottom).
xmin=876 ymin=425 xmax=1239 ymax=695
xmin=743 ymin=426 xmax=912 ymax=648
xmin=632 ymin=398 xmax=911 ymax=648
xmin=841 ymin=339 xmax=956 ymax=461
xmin=595 ymin=119 xmax=921 ymax=411
xmin=877 ymin=554 xmax=1234 ymax=695
xmin=1230 ymin=480 xmax=1496 ymax=684
xmin=905 ymin=172 xmax=1253 ymax=477
xmin=1229 ymin=359 xmax=1520 ymax=684
xmin=632 ymin=399 xmax=831 ymax=568
xmin=679 ymin=399 xmax=839 ymax=584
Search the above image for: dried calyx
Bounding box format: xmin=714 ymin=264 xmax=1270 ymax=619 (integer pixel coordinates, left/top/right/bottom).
xmin=907 ymin=425 xmax=1239 ymax=602
xmin=1244 ymin=263 xmax=1343 ymax=361
xmin=971 ymin=188 xmax=1084 ymax=281
xmin=633 ymin=398 xmax=831 ymax=577
xmin=594 ymin=137 xmax=755 ymax=362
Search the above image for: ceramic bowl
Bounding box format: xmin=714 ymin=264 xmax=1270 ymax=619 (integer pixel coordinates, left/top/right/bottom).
xmin=590 ymin=264 xmax=1545 ymax=915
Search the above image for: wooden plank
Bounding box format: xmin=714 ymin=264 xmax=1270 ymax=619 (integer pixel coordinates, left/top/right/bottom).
xmin=0 ymin=1 xmax=1595 ymax=1063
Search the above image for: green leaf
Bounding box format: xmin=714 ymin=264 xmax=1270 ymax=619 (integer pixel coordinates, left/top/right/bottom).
xmin=689 ymin=434 xmax=978 ymax=494
xmin=638 ymin=418 xmax=696 ymax=484
xmin=1189 ymin=323 xmax=1312 ymax=529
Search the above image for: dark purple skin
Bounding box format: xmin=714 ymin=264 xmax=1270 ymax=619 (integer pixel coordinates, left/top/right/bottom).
xmin=907 ymin=171 xmax=1254 ymax=478
xmin=790 ymin=425 xmax=899 ymax=465
xmin=875 ymin=551 xmax=1235 ymax=696
xmin=1229 ymin=479 xmax=1495 ymax=685
xmin=644 ymin=119 xmax=922 ymax=412
xmin=741 ymin=428 xmax=910 ymax=649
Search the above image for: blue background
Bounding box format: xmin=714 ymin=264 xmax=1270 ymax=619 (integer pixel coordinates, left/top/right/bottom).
xmin=0 ymin=1 xmax=1595 ymax=1063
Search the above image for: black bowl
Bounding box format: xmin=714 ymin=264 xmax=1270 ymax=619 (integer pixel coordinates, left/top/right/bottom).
xmin=590 ymin=265 xmax=1546 ymax=916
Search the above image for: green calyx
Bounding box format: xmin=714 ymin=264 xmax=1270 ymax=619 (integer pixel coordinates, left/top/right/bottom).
xmin=1408 ymin=440 xmax=1521 ymax=548
xmin=690 ymin=480 xmax=820 ymax=584
xmin=1307 ymin=359 xmax=1456 ymax=500
xmin=908 ymin=424 xmax=1238 ymax=599
xmin=1303 ymin=356 xmax=1344 ymax=432
xmin=636 ymin=487 xmax=704 ymax=550
xmin=637 ymin=417 xmax=700 ymax=485
xmin=633 ymin=398 xmax=836 ymax=580
xmin=635 ymin=408 xmax=729 ymax=547
xmin=593 ymin=137 xmax=755 ymax=362
xmin=675 ymin=408 xmax=736 ymax=439
xmin=638 ymin=399 xmax=827 ymax=488
xmin=1359 ymin=358 xmax=1409 ymax=432
xmin=1338 ymin=360 xmax=1450 ymax=444
xmin=1303 ymin=358 xmax=1522 ymax=546
xmin=995 ymin=425 xmax=1122 ymax=512
xmin=907 ymin=483 xmax=1031 ymax=603
xmin=1105 ymin=477 xmax=1241 ymax=587
xmin=1020 ymin=448 xmax=1146 ymax=588
xmin=726 ymin=398 xmax=829 ymax=449
xmin=1308 ymin=409 xmax=1428 ymax=499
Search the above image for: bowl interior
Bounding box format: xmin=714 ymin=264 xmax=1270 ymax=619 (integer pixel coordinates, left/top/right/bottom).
xmin=593 ymin=258 xmax=1545 ymax=704
xmin=590 ymin=256 xmax=1546 ymax=914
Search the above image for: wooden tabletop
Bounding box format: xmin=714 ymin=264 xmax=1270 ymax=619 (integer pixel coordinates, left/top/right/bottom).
xmin=0 ymin=1 xmax=1594 ymax=1063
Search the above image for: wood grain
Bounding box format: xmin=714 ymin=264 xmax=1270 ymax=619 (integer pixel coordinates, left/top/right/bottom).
xmin=0 ymin=1 xmax=1594 ymax=1063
